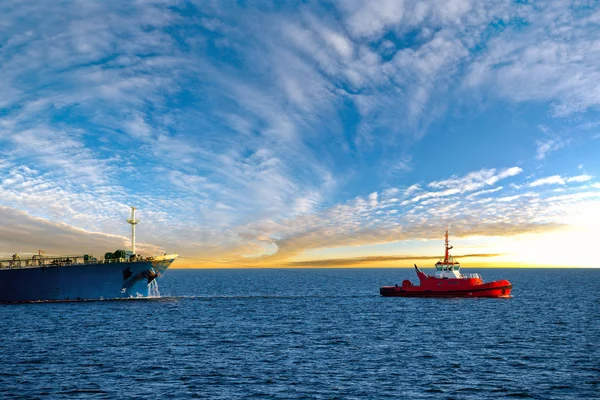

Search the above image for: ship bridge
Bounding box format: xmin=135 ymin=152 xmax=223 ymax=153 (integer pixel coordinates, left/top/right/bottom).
xmin=432 ymin=231 xmax=480 ymax=280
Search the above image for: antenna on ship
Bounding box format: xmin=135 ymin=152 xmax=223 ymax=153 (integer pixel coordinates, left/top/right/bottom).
xmin=126 ymin=206 xmax=139 ymax=254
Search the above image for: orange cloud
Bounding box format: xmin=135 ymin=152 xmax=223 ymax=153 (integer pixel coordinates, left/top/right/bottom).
xmin=285 ymin=253 xmax=502 ymax=267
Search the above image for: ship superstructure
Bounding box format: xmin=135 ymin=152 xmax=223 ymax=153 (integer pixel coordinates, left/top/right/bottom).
xmin=431 ymin=230 xmax=482 ymax=281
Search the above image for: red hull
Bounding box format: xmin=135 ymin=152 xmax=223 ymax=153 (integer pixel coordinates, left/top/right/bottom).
xmin=380 ymin=281 xmax=512 ymax=298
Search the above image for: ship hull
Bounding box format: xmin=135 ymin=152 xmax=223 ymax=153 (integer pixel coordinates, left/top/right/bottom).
xmin=0 ymin=258 xmax=175 ymax=303
xmin=380 ymin=282 xmax=512 ymax=298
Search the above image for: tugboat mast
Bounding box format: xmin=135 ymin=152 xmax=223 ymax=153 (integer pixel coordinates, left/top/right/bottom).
xmin=444 ymin=229 xmax=453 ymax=263
xmin=126 ymin=206 xmax=139 ymax=254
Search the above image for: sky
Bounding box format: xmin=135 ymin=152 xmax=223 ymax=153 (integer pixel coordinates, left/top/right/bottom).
xmin=1 ymin=0 xmax=600 ymax=268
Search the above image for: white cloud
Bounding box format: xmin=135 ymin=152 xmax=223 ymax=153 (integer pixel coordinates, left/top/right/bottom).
xmin=404 ymin=184 xmax=421 ymax=195
xmin=428 ymin=166 xmax=522 ymax=192
xmin=529 ymin=175 xmax=566 ymax=187
xmin=124 ymin=115 xmax=153 ymax=139
xmin=337 ymin=0 xmax=487 ymax=39
xmin=467 ymin=186 xmax=504 ymax=198
xmin=536 ymin=137 xmax=568 ymax=160
xmin=497 ymin=193 xmax=538 ymax=203
xmin=368 ymin=192 xmax=378 ymax=206
xmin=529 ymin=174 xmax=593 ymax=187
xmin=567 ymin=174 xmax=593 ymax=183
xmin=463 ymin=2 xmax=600 ymax=116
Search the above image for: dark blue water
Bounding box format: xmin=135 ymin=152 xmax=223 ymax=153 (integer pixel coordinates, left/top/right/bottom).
xmin=1 ymin=269 xmax=599 ymax=399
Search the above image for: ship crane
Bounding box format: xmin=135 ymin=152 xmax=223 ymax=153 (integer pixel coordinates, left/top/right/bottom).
xmin=126 ymin=206 xmax=139 ymax=254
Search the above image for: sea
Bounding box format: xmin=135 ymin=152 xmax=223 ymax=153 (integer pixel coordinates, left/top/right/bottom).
xmin=1 ymin=268 xmax=599 ymax=399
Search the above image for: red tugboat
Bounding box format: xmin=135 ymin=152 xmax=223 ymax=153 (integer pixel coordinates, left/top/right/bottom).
xmin=380 ymin=231 xmax=512 ymax=298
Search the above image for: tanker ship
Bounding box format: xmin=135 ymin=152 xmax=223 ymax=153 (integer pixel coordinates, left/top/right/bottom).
xmin=0 ymin=207 xmax=177 ymax=303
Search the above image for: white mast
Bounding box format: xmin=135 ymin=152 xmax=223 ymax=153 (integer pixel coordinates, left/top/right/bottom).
xmin=126 ymin=206 xmax=139 ymax=254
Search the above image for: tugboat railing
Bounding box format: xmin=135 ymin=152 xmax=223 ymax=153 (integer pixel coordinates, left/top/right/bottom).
xmin=461 ymin=273 xmax=482 ymax=279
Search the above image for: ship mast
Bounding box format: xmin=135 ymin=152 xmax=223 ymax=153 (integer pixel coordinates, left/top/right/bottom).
xmin=444 ymin=229 xmax=453 ymax=263
xmin=126 ymin=206 xmax=139 ymax=254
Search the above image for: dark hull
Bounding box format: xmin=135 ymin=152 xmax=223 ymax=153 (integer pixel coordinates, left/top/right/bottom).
xmin=380 ymin=284 xmax=512 ymax=298
xmin=0 ymin=259 xmax=174 ymax=303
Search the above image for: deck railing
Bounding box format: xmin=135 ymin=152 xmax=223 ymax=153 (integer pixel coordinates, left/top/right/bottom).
xmin=461 ymin=273 xmax=482 ymax=279
xmin=0 ymin=255 xmax=152 ymax=269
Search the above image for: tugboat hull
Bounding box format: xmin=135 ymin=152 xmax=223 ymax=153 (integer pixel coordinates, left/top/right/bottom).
xmin=380 ymin=281 xmax=512 ymax=298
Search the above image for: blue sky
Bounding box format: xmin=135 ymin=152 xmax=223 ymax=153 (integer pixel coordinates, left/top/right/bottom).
xmin=1 ymin=0 xmax=600 ymax=267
